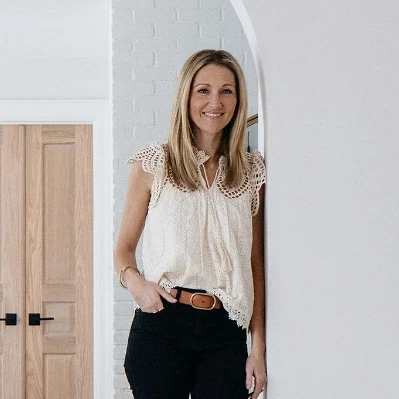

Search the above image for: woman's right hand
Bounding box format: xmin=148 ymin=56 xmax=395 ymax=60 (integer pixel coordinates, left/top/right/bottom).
xmin=126 ymin=272 xmax=177 ymax=313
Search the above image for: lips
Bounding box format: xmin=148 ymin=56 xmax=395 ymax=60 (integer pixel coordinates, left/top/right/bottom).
xmin=203 ymin=112 xmax=223 ymax=117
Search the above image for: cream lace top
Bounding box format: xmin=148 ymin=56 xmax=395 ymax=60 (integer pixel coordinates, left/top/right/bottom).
xmin=128 ymin=141 xmax=266 ymax=329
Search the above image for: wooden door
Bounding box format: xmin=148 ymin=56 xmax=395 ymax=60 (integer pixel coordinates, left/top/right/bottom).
xmin=0 ymin=125 xmax=93 ymax=399
xmin=0 ymin=126 xmax=25 ymax=399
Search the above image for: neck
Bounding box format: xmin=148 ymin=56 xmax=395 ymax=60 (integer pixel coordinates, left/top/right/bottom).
xmin=194 ymin=135 xmax=223 ymax=163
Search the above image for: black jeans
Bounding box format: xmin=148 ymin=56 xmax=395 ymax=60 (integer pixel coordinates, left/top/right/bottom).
xmin=124 ymin=297 xmax=248 ymax=398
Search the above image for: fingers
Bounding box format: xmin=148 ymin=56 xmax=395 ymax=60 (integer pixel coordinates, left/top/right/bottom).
xmin=149 ymin=297 xmax=164 ymax=313
xmin=137 ymin=290 xmax=164 ymax=313
xmin=246 ymin=359 xmax=267 ymax=399
xmin=251 ymin=385 xmax=263 ymax=399
xmin=135 ymin=283 xmax=177 ymax=312
xmin=246 ymin=368 xmax=253 ymax=390
xmin=249 ymin=376 xmax=267 ymax=399
xmin=156 ymin=286 xmax=177 ymax=303
xmin=140 ymin=303 xmax=163 ymax=313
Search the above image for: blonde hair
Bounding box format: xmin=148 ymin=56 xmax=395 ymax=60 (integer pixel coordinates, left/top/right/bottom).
xmin=167 ymin=49 xmax=249 ymax=190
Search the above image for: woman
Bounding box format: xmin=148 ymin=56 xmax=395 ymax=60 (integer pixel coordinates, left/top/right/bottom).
xmin=114 ymin=49 xmax=266 ymax=398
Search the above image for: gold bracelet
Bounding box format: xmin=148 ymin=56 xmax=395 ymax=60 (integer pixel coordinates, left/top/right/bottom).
xmin=118 ymin=266 xmax=141 ymax=289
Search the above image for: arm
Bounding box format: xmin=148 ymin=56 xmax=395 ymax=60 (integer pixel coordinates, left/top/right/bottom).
xmin=246 ymin=183 xmax=267 ymax=398
xmin=113 ymin=160 xmax=176 ymax=312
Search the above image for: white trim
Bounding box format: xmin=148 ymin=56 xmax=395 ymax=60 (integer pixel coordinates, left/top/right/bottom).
xmin=0 ymin=99 xmax=114 ymax=399
xmin=227 ymin=5 xmax=267 ymax=399
xmin=229 ymin=0 xmax=267 ymax=156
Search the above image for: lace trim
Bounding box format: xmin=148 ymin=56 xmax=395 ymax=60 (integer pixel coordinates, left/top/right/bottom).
xmin=248 ymin=151 xmax=267 ymax=216
xmin=193 ymin=146 xmax=210 ymax=165
xmin=216 ymin=157 xmax=250 ymax=199
xmin=215 ymin=151 xmax=266 ymax=215
xmin=127 ymin=141 xmax=167 ymax=207
xmin=128 ymin=142 xmax=266 ymax=212
xmin=211 ymin=289 xmax=251 ymax=329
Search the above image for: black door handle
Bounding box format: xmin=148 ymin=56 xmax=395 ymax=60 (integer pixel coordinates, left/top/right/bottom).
xmin=0 ymin=313 xmax=17 ymax=326
xmin=29 ymin=313 xmax=55 ymax=326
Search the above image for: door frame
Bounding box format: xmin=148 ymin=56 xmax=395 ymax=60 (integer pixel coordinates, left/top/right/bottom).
xmin=0 ymin=100 xmax=114 ymax=399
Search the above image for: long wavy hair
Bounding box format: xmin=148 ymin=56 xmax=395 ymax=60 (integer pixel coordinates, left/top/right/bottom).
xmin=167 ymin=49 xmax=249 ymax=190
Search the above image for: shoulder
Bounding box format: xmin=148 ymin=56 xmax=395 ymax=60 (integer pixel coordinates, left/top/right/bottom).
xmin=245 ymin=151 xmax=266 ymax=216
xmin=245 ymin=150 xmax=265 ymax=168
xmin=127 ymin=141 xmax=168 ymax=175
xmin=127 ymin=141 xmax=170 ymax=206
xmin=245 ymin=150 xmax=266 ymax=182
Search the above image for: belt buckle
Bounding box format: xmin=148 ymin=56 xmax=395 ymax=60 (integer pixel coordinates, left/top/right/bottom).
xmin=190 ymin=292 xmax=217 ymax=310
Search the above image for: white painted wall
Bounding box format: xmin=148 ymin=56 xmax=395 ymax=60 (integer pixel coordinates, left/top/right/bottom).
xmin=0 ymin=0 xmax=109 ymax=99
xmin=239 ymin=0 xmax=399 ymax=398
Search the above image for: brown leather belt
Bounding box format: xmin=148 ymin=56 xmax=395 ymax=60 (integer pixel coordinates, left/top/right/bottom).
xmin=170 ymin=288 xmax=222 ymax=310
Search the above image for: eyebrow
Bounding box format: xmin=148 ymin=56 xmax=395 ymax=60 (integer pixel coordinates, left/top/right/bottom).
xmin=193 ymin=83 xmax=235 ymax=88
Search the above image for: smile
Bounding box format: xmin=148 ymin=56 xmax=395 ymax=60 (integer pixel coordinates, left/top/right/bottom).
xmin=203 ymin=112 xmax=223 ymax=117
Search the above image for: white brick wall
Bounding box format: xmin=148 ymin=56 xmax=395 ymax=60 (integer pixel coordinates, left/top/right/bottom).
xmin=112 ymin=1 xmax=258 ymax=397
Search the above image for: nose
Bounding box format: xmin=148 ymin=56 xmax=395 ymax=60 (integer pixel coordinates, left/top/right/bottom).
xmin=208 ymin=92 xmax=222 ymax=107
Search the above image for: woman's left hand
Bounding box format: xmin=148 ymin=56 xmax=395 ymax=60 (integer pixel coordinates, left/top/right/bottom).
xmin=245 ymin=351 xmax=267 ymax=398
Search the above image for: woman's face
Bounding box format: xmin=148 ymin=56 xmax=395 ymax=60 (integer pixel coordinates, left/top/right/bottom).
xmin=189 ymin=64 xmax=237 ymax=139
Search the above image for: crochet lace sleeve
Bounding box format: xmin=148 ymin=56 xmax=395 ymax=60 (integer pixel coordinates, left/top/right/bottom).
xmin=127 ymin=141 xmax=167 ymax=206
xmin=249 ymin=151 xmax=266 ymax=216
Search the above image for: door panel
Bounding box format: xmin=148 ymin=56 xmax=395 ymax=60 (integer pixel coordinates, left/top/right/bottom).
xmin=25 ymin=125 xmax=93 ymax=399
xmin=0 ymin=126 xmax=25 ymax=399
xmin=0 ymin=124 xmax=93 ymax=398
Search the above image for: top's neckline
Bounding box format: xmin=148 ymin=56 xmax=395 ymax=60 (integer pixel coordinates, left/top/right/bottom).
xmin=193 ymin=146 xmax=226 ymax=166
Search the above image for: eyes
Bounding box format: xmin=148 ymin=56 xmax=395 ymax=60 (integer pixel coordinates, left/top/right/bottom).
xmin=196 ymin=87 xmax=235 ymax=95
